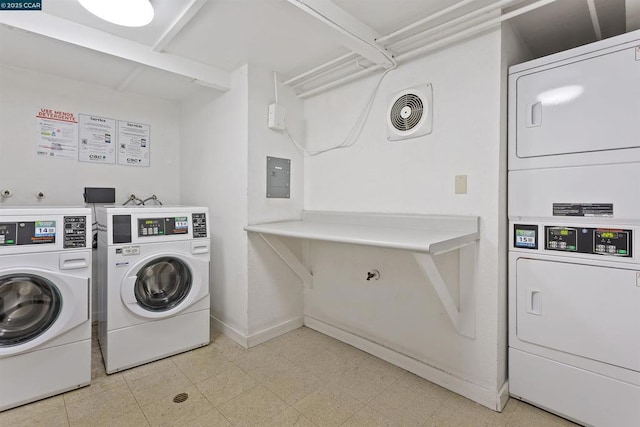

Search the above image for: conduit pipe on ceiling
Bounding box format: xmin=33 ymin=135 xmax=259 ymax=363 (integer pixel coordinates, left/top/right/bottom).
xmin=385 ymin=0 xmax=523 ymax=52
xmin=296 ymin=0 xmax=559 ymax=99
xmin=290 ymin=0 xmax=524 ymax=86
xmin=378 ymin=0 xmax=480 ymax=44
xmin=291 ymin=57 xmax=370 ymax=89
xmin=284 ymin=52 xmax=358 ymax=86
xmin=396 ymin=0 xmax=559 ymax=63
xmin=287 ymin=0 xmax=524 ymax=90
xmin=390 ymin=7 xmax=501 ymax=54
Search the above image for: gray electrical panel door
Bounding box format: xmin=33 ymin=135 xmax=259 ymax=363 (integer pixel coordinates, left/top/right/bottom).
xmin=266 ymin=157 xmax=290 ymax=198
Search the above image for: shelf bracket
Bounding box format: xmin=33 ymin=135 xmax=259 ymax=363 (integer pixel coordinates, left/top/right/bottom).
xmin=413 ymin=242 xmax=476 ymax=339
xmin=258 ymin=233 xmax=313 ymax=289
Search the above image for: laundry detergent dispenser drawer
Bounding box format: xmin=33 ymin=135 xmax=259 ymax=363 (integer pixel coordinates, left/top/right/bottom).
xmin=515 ymin=258 xmax=640 ymax=371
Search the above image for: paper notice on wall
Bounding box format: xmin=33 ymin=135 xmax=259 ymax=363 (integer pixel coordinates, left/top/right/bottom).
xmin=117 ymin=120 xmax=150 ymax=167
xmin=79 ymin=114 xmax=117 ymax=164
xmin=36 ymin=108 xmax=79 ymax=160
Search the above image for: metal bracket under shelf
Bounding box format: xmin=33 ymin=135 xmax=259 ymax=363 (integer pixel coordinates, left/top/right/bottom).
xmin=413 ymin=242 xmax=476 ymax=339
xmin=258 ymin=233 xmax=313 ymax=288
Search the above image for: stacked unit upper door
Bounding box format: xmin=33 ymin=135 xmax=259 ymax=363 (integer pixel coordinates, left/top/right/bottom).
xmin=509 ymin=42 xmax=640 ymax=170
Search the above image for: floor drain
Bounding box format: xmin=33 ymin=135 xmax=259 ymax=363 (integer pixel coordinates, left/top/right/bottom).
xmin=173 ymin=393 xmax=188 ymax=403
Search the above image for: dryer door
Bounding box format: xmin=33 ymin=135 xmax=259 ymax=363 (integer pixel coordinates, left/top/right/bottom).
xmin=0 ymin=274 xmax=61 ymax=347
xmin=515 ymin=258 xmax=640 ymax=371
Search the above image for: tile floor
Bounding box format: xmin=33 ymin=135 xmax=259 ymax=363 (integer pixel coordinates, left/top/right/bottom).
xmin=1 ymin=322 xmax=579 ymax=426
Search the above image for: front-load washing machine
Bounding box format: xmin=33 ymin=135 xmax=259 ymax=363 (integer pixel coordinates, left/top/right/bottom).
xmin=0 ymin=207 xmax=92 ymax=411
xmin=96 ymin=206 xmax=210 ymax=373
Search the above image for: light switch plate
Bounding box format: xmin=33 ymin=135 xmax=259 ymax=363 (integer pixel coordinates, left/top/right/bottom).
xmin=455 ymin=175 xmax=467 ymax=194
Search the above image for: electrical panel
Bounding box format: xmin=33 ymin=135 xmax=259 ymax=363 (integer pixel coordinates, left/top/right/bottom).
xmin=266 ymin=156 xmax=290 ymax=198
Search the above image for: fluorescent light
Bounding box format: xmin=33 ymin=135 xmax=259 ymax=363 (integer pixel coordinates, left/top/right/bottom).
xmin=78 ymin=0 xmax=154 ymax=27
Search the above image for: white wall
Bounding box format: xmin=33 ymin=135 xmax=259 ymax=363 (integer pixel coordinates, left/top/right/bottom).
xmin=498 ymin=21 xmax=533 ymax=389
xmin=180 ymin=66 xmax=250 ymax=338
xmin=246 ymin=65 xmax=305 ymax=340
xmin=627 ymin=0 xmax=640 ymax=31
xmin=301 ymin=30 xmax=506 ymax=399
xmin=0 ymin=65 xmax=181 ymax=207
xmin=179 ymin=64 xmax=306 ymax=345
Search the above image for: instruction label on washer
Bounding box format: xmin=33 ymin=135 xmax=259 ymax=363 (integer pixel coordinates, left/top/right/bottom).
xmin=553 ymin=203 xmax=613 ymax=217
xmin=116 ymin=246 xmax=140 ymax=256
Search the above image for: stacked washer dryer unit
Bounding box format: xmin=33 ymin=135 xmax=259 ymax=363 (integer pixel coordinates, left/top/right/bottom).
xmin=97 ymin=206 xmax=210 ymax=373
xmin=0 ymin=207 xmax=91 ymax=411
xmin=508 ymin=30 xmax=640 ymax=426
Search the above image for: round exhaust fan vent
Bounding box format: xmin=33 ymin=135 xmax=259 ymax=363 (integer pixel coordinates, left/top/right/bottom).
xmin=386 ymin=83 xmax=433 ymax=141
xmin=389 ymin=93 xmax=423 ymax=132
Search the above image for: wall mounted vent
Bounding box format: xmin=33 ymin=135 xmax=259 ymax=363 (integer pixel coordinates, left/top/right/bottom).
xmin=386 ymin=83 xmax=433 ymax=141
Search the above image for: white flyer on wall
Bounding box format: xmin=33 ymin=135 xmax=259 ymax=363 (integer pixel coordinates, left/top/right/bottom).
xmin=118 ymin=120 xmax=150 ymax=166
xmin=36 ymin=108 xmax=79 ymax=160
xmin=79 ymin=114 xmax=116 ymax=164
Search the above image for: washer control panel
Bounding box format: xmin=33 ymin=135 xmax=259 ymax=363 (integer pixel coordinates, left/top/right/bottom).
xmin=545 ymin=226 xmax=632 ymax=257
xmin=192 ymin=213 xmax=207 ymax=238
xmin=63 ymin=216 xmax=87 ymax=248
xmin=138 ymin=217 xmax=189 ymax=237
xmin=0 ymin=221 xmax=56 ymax=245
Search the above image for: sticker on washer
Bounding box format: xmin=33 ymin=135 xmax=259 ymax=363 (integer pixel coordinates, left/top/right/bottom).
xmin=552 ymin=203 xmax=613 ymax=217
xmin=120 ymin=246 xmax=140 ymax=256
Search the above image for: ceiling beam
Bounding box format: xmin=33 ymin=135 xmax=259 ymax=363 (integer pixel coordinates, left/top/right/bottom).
xmin=287 ymin=0 xmax=395 ymax=69
xmin=0 ymin=12 xmax=230 ymax=91
xmin=153 ymin=0 xmax=208 ymax=52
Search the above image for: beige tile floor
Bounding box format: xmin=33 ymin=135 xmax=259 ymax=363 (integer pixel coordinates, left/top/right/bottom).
xmin=1 ymin=322 xmax=579 ymax=427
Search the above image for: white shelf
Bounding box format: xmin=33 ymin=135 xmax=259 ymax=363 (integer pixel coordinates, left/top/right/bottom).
xmin=245 ymin=211 xmax=480 ymax=338
xmin=245 ymin=211 xmax=479 ymax=254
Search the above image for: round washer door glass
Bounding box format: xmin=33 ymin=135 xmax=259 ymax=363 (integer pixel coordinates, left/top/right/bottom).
xmin=134 ymin=257 xmax=192 ymax=312
xmin=0 ymin=274 xmax=62 ymax=347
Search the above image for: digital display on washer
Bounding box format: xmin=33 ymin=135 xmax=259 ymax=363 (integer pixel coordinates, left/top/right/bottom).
xmin=138 ymin=217 xmax=189 ymax=237
xmin=514 ymin=224 xmax=538 ymax=249
xmin=0 ymin=221 xmax=56 ymax=245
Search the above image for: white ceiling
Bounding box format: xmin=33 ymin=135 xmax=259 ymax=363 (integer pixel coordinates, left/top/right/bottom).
xmin=0 ymin=0 xmax=634 ymax=101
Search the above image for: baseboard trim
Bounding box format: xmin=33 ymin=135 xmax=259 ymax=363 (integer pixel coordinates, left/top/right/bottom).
xmin=209 ymin=315 xmax=249 ymax=349
xmin=497 ymin=380 xmax=510 ymax=411
xmin=304 ymin=316 xmax=504 ymax=411
xmin=247 ymin=317 xmax=304 ymax=348
xmin=210 ymin=315 xmax=305 ymax=349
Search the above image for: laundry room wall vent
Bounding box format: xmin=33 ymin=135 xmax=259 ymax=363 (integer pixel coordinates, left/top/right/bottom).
xmin=386 ymin=83 xmax=433 ymax=141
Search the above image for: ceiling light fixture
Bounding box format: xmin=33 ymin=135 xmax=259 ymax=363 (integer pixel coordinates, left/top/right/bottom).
xmin=78 ymin=0 xmax=154 ymax=27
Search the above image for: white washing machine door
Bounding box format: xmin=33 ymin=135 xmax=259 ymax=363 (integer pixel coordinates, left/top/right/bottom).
xmin=0 ymin=268 xmax=89 ymax=357
xmin=120 ymin=252 xmax=208 ymax=319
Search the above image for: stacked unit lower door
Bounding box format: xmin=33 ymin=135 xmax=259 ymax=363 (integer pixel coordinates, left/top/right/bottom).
xmin=0 ymin=268 xmax=91 ymax=411
xmin=509 ymin=253 xmax=640 ymax=426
